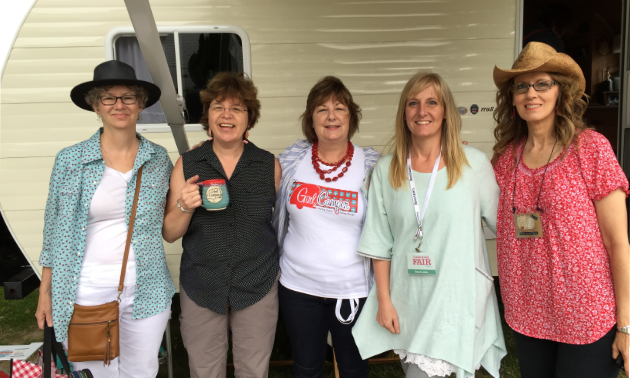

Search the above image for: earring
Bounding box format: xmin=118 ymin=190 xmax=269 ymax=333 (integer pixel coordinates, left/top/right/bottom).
xmin=512 ymin=107 xmax=516 ymax=119
xmin=243 ymin=131 xmax=249 ymax=144
xmin=96 ymin=114 xmax=101 ymax=122
xmin=208 ymin=131 xmax=213 ymax=141
xmin=137 ymin=115 xmax=143 ymax=121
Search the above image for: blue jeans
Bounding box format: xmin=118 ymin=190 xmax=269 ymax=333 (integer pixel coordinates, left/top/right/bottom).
xmin=279 ymin=283 xmax=369 ymax=378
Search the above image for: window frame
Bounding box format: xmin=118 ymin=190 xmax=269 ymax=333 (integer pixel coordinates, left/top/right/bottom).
xmin=105 ymin=25 xmax=252 ymax=133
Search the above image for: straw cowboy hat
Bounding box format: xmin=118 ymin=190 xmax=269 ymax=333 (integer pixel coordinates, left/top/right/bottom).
xmin=493 ymin=42 xmax=585 ymax=93
xmin=71 ymin=60 xmax=161 ymax=111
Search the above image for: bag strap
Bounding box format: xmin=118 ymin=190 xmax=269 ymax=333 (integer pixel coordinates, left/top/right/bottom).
xmin=117 ymin=166 xmax=144 ymax=299
xmin=44 ymin=325 xmax=72 ymax=375
xmin=43 ymin=325 xmax=52 ymax=377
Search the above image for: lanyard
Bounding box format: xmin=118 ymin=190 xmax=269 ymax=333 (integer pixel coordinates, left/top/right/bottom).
xmin=407 ymin=150 xmax=441 ymax=247
xmin=511 ymin=138 xmax=557 ymax=214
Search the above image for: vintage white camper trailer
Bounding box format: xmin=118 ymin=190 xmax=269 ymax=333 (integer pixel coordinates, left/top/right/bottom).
xmin=3 ymin=0 xmax=624 ymax=288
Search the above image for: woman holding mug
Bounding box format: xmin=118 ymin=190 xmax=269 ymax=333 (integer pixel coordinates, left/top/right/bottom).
xmin=492 ymin=42 xmax=629 ymax=377
xmin=35 ymin=60 xmax=175 ymax=378
xmin=163 ymin=71 xmax=281 ymax=378
xmin=273 ymin=76 xmax=380 ymax=378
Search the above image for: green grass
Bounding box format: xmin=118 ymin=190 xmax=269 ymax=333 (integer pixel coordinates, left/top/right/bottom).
xmin=0 ymin=288 xmax=626 ymax=378
xmin=0 ymin=288 xmax=43 ymax=373
xmin=0 ymin=286 xmax=41 ymax=343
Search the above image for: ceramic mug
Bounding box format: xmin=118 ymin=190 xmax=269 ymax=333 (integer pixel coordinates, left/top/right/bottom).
xmin=197 ymin=179 xmax=229 ymax=211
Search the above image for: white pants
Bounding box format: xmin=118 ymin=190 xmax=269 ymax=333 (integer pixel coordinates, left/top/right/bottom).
xmin=64 ymin=284 xmax=171 ymax=378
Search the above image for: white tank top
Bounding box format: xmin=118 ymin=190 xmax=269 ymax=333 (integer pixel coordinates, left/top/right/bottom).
xmin=280 ymin=145 xmax=368 ymax=298
xmin=78 ymin=166 xmax=136 ymax=287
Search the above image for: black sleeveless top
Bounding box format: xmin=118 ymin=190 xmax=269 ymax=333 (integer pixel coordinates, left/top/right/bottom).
xmin=180 ymin=141 xmax=279 ymax=314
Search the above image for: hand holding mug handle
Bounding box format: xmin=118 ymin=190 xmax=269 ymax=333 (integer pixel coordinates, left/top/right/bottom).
xmin=180 ymin=175 xmax=202 ymax=211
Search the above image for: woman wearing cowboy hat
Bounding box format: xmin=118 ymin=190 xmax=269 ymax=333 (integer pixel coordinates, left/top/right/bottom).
xmin=492 ymin=42 xmax=629 ymax=377
xmin=35 ymin=60 xmax=175 ymax=378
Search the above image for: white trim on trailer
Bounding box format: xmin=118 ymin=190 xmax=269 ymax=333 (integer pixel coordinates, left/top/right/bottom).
xmin=0 ymin=0 xmax=37 ymax=80
xmin=514 ymin=0 xmax=524 ymax=59
xmin=104 ymin=25 xmax=252 ymax=134
xmin=1 ymin=0 xmax=38 ymax=149
xmin=0 ymin=0 xmax=41 ymax=279
xmin=104 ymin=25 xmax=252 ymax=76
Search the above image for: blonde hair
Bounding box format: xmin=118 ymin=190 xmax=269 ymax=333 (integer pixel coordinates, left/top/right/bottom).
xmin=492 ymin=72 xmax=589 ymax=165
xmin=387 ymin=71 xmax=468 ymax=190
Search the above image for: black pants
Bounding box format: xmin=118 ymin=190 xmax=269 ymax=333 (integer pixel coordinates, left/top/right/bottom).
xmin=279 ymin=283 xmax=369 ymax=378
xmin=512 ymin=325 xmax=621 ymax=378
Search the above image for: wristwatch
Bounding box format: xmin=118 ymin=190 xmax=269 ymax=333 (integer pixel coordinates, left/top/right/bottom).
xmin=618 ymin=325 xmax=630 ymax=334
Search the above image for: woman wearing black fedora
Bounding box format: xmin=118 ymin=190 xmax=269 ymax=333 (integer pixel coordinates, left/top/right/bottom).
xmin=492 ymin=42 xmax=629 ymax=377
xmin=35 ymin=60 xmax=175 ymax=378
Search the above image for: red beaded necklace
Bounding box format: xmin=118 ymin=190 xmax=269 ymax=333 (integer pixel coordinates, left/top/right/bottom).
xmin=311 ymin=140 xmax=354 ymax=182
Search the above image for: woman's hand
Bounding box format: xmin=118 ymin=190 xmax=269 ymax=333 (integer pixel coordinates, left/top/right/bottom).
xmin=35 ymin=294 xmax=53 ymax=329
xmin=179 ymin=175 xmax=202 ymax=211
xmin=188 ymin=140 xmax=206 ymax=151
xmin=612 ymin=331 xmax=629 ymax=374
xmin=35 ymin=267 xmax=53 ymax=329
xmin=594 ymin=188 xmax=629 ymax=375
xmin=376 ymin=299 xmax=400 ymax=334
xmin=164 ymin=158 xmax=199 ymax=242
xmin=373 ymin=259 xmax=399 ymax=334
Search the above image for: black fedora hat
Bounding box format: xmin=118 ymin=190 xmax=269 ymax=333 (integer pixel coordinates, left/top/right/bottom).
xmin=70 ymin=60 xmax=161 ymax=111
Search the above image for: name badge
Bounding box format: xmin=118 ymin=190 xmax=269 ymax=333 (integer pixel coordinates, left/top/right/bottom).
xmin=513 ymin=212 xmax=543 ymax=238
xmin=407 ymin=252 xmax=436 ymax=275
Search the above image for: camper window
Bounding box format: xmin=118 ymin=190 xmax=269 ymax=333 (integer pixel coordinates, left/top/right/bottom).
xmin=112 ymin=32 xmax=245 ymax=126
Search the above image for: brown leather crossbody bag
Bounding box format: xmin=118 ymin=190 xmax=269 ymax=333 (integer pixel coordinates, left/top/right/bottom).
xmin=67 ymin=166 xmax=143 ymax=365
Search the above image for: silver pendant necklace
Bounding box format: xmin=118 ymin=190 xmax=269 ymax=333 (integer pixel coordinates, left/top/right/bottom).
xmin=102 ymin=149 xmax=132 ymax=183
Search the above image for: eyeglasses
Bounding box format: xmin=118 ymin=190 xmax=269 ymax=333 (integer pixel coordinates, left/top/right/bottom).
xmin=209 ymin=105 xmax=248 ymax=115
xmin=99 ymin=95 xmax=138 ymax=105
xmin=510 ymin=80 xmax=557 ymax=94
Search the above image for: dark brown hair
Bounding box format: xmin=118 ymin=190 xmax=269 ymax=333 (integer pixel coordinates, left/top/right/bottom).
xmin=199 ymin=72 xmax=261 ymax=133
xmin=300 ymin=76 xmax=361 ymax=143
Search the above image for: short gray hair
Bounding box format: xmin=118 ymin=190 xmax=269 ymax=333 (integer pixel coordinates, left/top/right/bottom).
xmin=84 ymin=85 xmax=148 ymax=110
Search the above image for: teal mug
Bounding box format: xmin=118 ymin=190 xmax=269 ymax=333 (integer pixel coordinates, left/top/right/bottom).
xmin=197 ymin=179 xmax=229 ymax=211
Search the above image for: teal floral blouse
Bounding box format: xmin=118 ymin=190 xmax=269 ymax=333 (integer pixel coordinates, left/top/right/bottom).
xmin=39 ymin=129 xmax=175 ymax=342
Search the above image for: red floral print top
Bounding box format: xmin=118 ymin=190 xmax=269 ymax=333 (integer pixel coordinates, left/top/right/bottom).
xmin=493 ymin=130 xmax=629 ymax=344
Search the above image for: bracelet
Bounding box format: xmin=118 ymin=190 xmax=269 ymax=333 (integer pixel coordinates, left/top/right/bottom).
xmin=618 ymin=325 xmax=630 ymax=334
xmin=176 ymin=199 xmax=194 ymax=214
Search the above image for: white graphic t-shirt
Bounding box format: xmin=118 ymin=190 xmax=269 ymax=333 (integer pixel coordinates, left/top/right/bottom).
xmin=280 ymin=145 xmax=368 ymax=298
